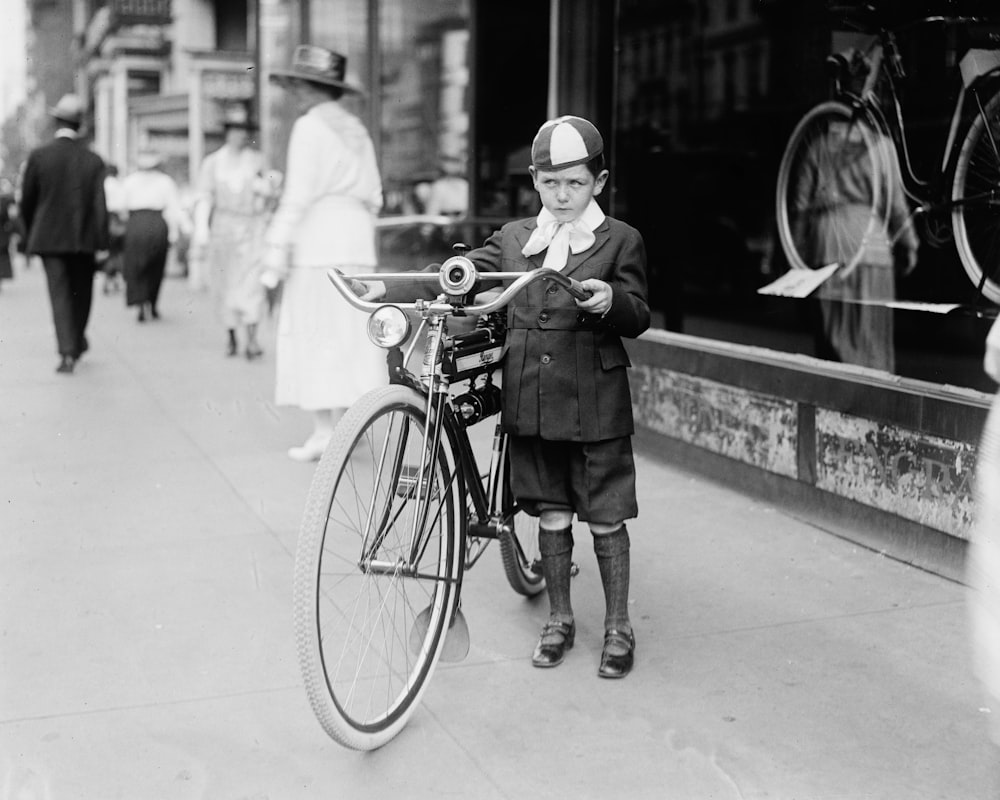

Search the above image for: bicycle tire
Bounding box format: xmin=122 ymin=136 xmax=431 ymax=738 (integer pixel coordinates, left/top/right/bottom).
xmin=496 ymin=434 xmax=545 ymax=597
xmin=776 ymin=101 xmax=887 ymax=273
xmin=293 ymin=384 xmax=463 ymax=750
xmin=951 ymin=87 xmax=1000 ymax=305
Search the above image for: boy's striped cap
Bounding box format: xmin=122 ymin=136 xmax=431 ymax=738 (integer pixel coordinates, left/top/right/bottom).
xmin=531 ymin=115 xmax=603 ymax=171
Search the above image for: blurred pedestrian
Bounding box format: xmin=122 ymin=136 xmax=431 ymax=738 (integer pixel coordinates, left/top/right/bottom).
xmin=260 ymin=45 xmax=385 ymax=461
xmin=969 ymin=316 xmax=1000 ymax=758
xmin=122 ymin=150 xmax=180 ymax=322
xmin=19 ymin=93 xmax=108 ymax=374
xmin=101 ymin=163 xmax=126 ymax=295
xmin=192 ymin=102 xmax=272 ymax=359
xmin=0 ymin=178 xmax=16 ymax=291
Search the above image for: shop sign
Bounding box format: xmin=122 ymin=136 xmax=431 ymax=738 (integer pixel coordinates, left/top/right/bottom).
xmin=815 ymin=409 xmax=976 ymax=539
xmin=111 ymin=0 xmax=172 ymax=26
xmin=631 ymin=366 xmax=798 ymax=477
xmin=202 ymin=70 xmax=255 ymax=101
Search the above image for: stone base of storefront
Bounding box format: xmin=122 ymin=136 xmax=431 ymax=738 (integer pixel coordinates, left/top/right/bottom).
xmin=627 ymin=329 xmax=993 ymax=583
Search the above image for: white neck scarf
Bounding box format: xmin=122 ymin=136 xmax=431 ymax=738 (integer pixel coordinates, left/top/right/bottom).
xmin=521 ymin=199 xmax=605 ymax=270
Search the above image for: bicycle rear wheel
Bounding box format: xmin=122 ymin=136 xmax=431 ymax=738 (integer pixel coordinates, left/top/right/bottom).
xmin=951 ymin=88 xmax=1000 ymax=305
xmin=776 ymin=101 xmax=887 ymax=273
xmin=496 ymin=433 xmax=545 ymax=597
xmin=293 ymin=385 xmax=463 ymax=750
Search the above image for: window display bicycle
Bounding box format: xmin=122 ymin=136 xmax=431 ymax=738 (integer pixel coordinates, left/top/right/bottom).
xmin=291 ymin=253 xmax=592 ymax=750
xmin=775 ymin=1 xmax=1000 ymax=304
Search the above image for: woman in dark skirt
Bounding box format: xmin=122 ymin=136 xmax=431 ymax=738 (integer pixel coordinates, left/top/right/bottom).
xmin=122 ymin=151 xmax=180 ymax=321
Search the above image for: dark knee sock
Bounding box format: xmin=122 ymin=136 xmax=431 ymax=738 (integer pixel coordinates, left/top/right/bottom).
xmin=594 ymin=525 xmax=631 ymax=633
xmin=539 ymin=526 xmax=574 ymax=624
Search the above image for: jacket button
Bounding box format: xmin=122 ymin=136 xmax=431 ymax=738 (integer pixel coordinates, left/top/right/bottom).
xmin=540 ymin=354 xmax=551 ymax=364
xmin=538 ymin=311 xmax=550 ymax=323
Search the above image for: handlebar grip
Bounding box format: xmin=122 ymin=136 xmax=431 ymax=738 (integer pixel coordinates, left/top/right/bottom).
xmin=567 ymin=277 xmax=593 ymax=301
xmin=332 ymin=268 xmax=367 ymax=297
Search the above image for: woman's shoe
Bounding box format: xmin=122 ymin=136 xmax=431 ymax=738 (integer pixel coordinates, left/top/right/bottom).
xmin=226 ymin=339 xmax=238 ymax=357
xmin=137 ymin=307 xmax=146 ymax=323
xmin=245 ymin=343 xmax=263 ymax=360
xmin=150 ymin=306 xmax=160 ymax=320
xmin=531 ymin=619 xmax=575 ymax=668
xmin=288 ymin=435 xmax=331 ymax=462
xmin=598 ymin=629 xmax=635 ymax=679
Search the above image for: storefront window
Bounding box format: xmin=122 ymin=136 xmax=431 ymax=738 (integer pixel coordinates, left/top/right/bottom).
xmin=377 ymin=0 xmax=470 ymax=266
xmin=377 ymin=0 xmax=469 ymax=217
xmin=610 ymin=0 xmax=998 ymax=392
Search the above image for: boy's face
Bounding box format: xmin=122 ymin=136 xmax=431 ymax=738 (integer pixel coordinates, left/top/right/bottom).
xmin=529 ymin=164 xmax=609 ymax=224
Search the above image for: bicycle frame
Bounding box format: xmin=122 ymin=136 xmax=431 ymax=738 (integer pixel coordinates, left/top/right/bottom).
xmin=838 ymin=14 xmax=1000 ymax=211
xmin=329 ymin=263 xmax=592 ymax=578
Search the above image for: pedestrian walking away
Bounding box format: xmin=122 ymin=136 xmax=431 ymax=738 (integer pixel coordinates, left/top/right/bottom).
xmin=121 ymin=150 xmax=181 ymax=322
xmin=192 ymin=101 xmax=275 ymax=360
xmin=356 ymin=115 xmax=651 ymax=678
xmin=0 ymin=178 xmax=17 ymax=291
xmin=101 ymin=163 xmax=126 ymax=295
xmin=260 ymin=45 xmax=386 ymax=462
xmin=19 ymin=93 xmax=109 ymax=374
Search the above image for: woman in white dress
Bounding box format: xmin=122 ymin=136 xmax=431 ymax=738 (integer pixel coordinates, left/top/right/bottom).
xmin=260 ymin=46 xmax=386 ymax=461
xmin=193 ymin=103 xmax=272 ymax=359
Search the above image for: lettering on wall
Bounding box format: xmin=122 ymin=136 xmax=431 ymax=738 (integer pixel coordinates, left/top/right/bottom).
xmin=815 ymin=409 xmax=976 ymax=539
xmin=631 ymin=366 xmax=798 ymax=477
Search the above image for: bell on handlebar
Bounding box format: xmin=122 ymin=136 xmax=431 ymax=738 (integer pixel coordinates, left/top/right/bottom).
xmin=439 ymin=253 xmax=477 ymax=297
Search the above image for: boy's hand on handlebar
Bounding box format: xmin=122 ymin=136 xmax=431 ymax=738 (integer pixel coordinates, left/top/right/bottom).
xmin=574 ymin=278 xmax=612 ymax=316
xmin=356 ymin=279 xmax=387 ymax=302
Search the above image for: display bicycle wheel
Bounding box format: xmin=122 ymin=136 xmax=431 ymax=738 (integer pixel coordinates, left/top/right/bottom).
xmin=293 ymin=384 xmax=463 ymax=750
xmin=496 ymin=433 xmax=545 ymax=597
xmin=952 ymin=87 xmax=1000 ymax=306
xmin=776 ymin=100 xmax=889 ymax=274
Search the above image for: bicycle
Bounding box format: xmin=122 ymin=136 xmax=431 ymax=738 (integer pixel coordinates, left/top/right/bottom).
xmin=775 ymin=1 xmax=1000 ymax=304
xmin=291 ymin=252 xmax=593 ymax=750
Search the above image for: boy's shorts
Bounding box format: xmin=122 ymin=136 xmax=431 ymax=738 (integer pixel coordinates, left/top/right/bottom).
xmin=508 ymin=435 xmax=638 ymax=524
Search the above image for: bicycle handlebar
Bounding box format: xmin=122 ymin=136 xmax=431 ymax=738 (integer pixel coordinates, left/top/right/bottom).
xmin=327 ymin=259 xmax=594 ymax=316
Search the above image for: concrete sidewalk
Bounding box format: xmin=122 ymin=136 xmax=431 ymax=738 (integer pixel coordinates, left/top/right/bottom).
xmin=0 ymin=262 xmax=996 ymax=799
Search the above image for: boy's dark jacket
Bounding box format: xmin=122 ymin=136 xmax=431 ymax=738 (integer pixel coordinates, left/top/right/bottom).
xmin=387 ymin=215 xmax=650 ymax=442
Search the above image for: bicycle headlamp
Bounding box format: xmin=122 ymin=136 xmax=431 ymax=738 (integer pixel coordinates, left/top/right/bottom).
xmin=367 ymin=305 xmax=411 ymax=349
xmin=439 ymin=255 xmax=477 ymax=296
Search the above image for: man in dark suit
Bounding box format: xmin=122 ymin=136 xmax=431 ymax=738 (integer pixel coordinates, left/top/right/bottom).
xmin=20 ymin=94 xmax=108 ymax=374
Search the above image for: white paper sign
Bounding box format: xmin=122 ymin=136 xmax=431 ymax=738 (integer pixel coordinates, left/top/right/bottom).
xmin=757 ymin=263 xmax=841 ymax=298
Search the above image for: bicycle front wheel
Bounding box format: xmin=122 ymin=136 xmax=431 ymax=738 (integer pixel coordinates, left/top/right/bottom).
xmin=952 ymin=88 xmax=1000 ymax=305
xmin=293 ymin=385 xmax=463 ymax=750
xmin=776 ymin=101 xmax=887 ymax=273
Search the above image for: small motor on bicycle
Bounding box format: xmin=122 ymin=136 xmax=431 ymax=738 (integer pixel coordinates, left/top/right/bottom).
xmin=443 ymin=310 xmax=506 ymax=427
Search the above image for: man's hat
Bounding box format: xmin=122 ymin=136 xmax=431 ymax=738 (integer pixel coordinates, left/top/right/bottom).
xmin=269 ymin=45 xmax=364 ymax=95
xmin=48 ymin=94 xmax=85 ymax=126
xmin=531 ymin=115 xmax=603 ymax=171
xmin=221 ymin=102 xmax=256 ymax=130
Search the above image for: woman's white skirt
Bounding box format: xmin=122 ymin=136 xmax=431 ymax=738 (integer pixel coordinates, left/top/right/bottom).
xmin=274 ymin=263 xmax=386 ymax=411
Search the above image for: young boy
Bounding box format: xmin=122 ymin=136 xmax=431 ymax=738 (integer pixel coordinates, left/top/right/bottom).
xmin=359 ymin=116 xmax=650 ymax=678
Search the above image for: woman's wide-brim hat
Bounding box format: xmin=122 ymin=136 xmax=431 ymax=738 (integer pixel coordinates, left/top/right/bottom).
xmin=269 ymin=45 xmax=364 ymax=95
xmin=48 ymin=93 xmax=85 ymax=125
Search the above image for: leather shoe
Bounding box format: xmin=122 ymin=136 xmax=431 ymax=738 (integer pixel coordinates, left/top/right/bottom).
xmin=531 ymin=619 xmax=575 ymax=668
xmin=598 ymin=628 xmax=635 ymax=679
xmin=56 ymin=356 xmax=76 ymax=374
